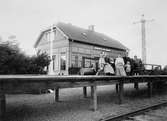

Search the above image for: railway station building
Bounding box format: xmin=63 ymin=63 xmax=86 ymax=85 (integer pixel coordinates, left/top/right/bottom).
xmin=34 ymin=22 xmax=128 ymax=75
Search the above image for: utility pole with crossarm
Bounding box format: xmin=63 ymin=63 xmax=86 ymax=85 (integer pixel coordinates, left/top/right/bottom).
xmin=134 ymin=14 xmax=154 ymax=64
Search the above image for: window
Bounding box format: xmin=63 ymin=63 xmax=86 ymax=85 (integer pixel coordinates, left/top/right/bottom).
xmin=72 ymin=47 xmax=78 ymax=52
xmin=54 ymin=30 xmax=56 ymax=40
xmin=81 ymin=32 xmax=87 ymax=36
xmin=50 ymin=31 xmax=54 ymax=41
xmin=53 ymin=55 xmax=58 ymax=71
xmin=71 ymin=55 xmax=78 ymax=67
xmin=78 ymin=48 xmax=84 ymax=53
xmin=53 ymin=56 xmax=55 ymax=71
xmin=84 ymin=58 xmax=91 ymax=68
xmin=78 ymin=55 xmax=82 ymax=67
xmin=60 ymin=53 xmax=66 ymax=70
xmin=46 ymin=32 xmax=50 ymax=41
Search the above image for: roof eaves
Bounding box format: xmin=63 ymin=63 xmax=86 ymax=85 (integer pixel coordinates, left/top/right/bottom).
xmin=34 ymin=25 xmax=69 ymax=48
xmin=69 ymin=39 xmax=126 ymax=51
xmin=56 ymin=26 xmax=69 ymax=40
xmin=34 ymin=31 xmax=44 ymax=48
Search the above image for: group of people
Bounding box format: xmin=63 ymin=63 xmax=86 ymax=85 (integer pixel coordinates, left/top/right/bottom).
xmin=97 ymin=52 xmax=131 ymax=76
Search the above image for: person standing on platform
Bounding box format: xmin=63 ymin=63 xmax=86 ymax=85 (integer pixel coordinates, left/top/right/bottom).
xmin=110 ymin=58 xmax=115 ymax=71
xmin=104 ymin=57 xmax=115 ymax=75
xmin=125 ymin=61 xmax=131 ymax=76
xmin=99 ymin=52 xmax=106 ymax=69
xmin=134 ymin=55 xmax=142 ymax=75
xmin=115 ymin=54 xmax=126 ymax=76
xmin=96 ymin=52 xmax=106 ymax=75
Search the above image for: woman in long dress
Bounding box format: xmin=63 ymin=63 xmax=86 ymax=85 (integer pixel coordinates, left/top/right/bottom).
xmin=104 ymin=57 xmax=115 ymax=75
xmin=115 ymin=54 xmax=126 ymax=76
xmin=96 ymin=52 xmax=106 ymax=75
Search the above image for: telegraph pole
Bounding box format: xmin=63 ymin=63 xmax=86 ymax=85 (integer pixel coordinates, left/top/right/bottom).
xmin=134 ymin=14 xmax=154 ymax=64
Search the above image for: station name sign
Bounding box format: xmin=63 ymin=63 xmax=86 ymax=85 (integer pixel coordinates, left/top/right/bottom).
xmin=94 ymin=47 xmax=111 ymax=52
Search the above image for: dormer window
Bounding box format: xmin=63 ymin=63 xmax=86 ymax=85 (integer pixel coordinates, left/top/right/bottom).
xmin=81 ymin=32 xmax=87 ymax=37
xmin=103 ymin=38 xmax=107 ymax=41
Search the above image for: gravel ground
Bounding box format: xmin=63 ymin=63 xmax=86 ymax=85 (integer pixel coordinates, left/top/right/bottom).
xmin=5 ymin=83 xmax=167 ymax=121
xmin=131 ymin=105 xmax=167 ymax=121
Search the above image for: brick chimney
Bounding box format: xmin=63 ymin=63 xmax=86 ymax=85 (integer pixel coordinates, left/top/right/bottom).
xmin=88 ymin=25 xmax=95 ymax=31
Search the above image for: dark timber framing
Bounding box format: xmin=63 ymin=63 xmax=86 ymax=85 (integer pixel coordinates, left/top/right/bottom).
xmin=0 ymin=75 xmax=167 ymax=120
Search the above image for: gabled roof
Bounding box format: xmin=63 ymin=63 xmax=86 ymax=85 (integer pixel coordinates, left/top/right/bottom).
xmin=35 ymin=22 xmax=128 ymax=51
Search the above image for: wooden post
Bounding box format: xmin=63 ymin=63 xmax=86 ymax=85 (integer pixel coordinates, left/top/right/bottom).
xmin=148 ymin=82 xmax=153 ymax=97
xmin=151 ymin=65 xmax=153 ymax=70
xmin=116 ymin=84 xmax=119 ymax=93
xmin=83 ymin=86 xmax=87 ymax=98
xmin=118 ymin=80 xmax=123 ymax=104
xmin=55 ymin=88 xmax=59 ymax=102
xmin=134 ymin=82 xmax=139 ymax=90
xmin=91 ymin=86 xmax=94 ymax=98
xmin=92 ymin=86 xmax=97 ymax=111
xmin=0 ymin=82 xmax=6 ymax=120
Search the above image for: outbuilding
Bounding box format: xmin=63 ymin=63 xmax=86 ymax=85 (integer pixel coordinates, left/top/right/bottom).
xmin=34 ymin=22 xmax=128 ymax=75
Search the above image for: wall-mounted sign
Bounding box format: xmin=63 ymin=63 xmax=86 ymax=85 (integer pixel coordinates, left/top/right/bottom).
xmin=94 ymin=47 xmax=111 ymax=52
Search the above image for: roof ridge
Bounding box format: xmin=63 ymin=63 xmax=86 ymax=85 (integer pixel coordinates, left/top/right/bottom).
xmin=56 ymin=22 xmax=128 ymax=50
xmin=34 ymin=22 xmax=128 ymax=51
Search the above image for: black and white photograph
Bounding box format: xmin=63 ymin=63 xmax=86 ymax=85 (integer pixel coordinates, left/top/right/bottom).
xmin=1 ymin=0 xmax=167 ymax=121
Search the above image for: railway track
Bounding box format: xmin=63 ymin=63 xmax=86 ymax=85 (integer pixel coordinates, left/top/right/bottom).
xmin=99 ymin=101 xmax=167 ymax=121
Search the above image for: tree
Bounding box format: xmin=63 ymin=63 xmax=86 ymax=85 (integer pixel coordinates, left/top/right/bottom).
xmin=26 ymin=52 xmax=51 ymax=74
xmin=0 ymin=41 xmax=50 ymax=74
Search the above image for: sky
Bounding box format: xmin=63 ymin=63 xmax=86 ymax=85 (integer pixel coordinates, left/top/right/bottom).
xmin=0 ymin=0 xmax=167 ymax=66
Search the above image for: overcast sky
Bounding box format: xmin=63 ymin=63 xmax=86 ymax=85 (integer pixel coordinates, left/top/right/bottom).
xmin=0 ymin=0 xmax=167 ymax=66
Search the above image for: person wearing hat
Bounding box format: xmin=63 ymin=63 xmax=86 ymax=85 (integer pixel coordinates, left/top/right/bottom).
xmin=99 ymin=52 xmax=106 ymax=70
xmin=96 ymin=52 xmax=106 ymax=75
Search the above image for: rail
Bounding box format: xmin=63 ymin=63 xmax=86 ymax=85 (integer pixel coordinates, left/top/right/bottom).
xmin=99 ymin=101 xmax=167 ymax=121
xmin=0 ymin=75 xmax=167 ymax=120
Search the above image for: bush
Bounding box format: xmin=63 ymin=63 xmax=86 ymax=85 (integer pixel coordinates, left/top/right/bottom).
xmin=0 ymin=41 xmax=50 ymax=74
